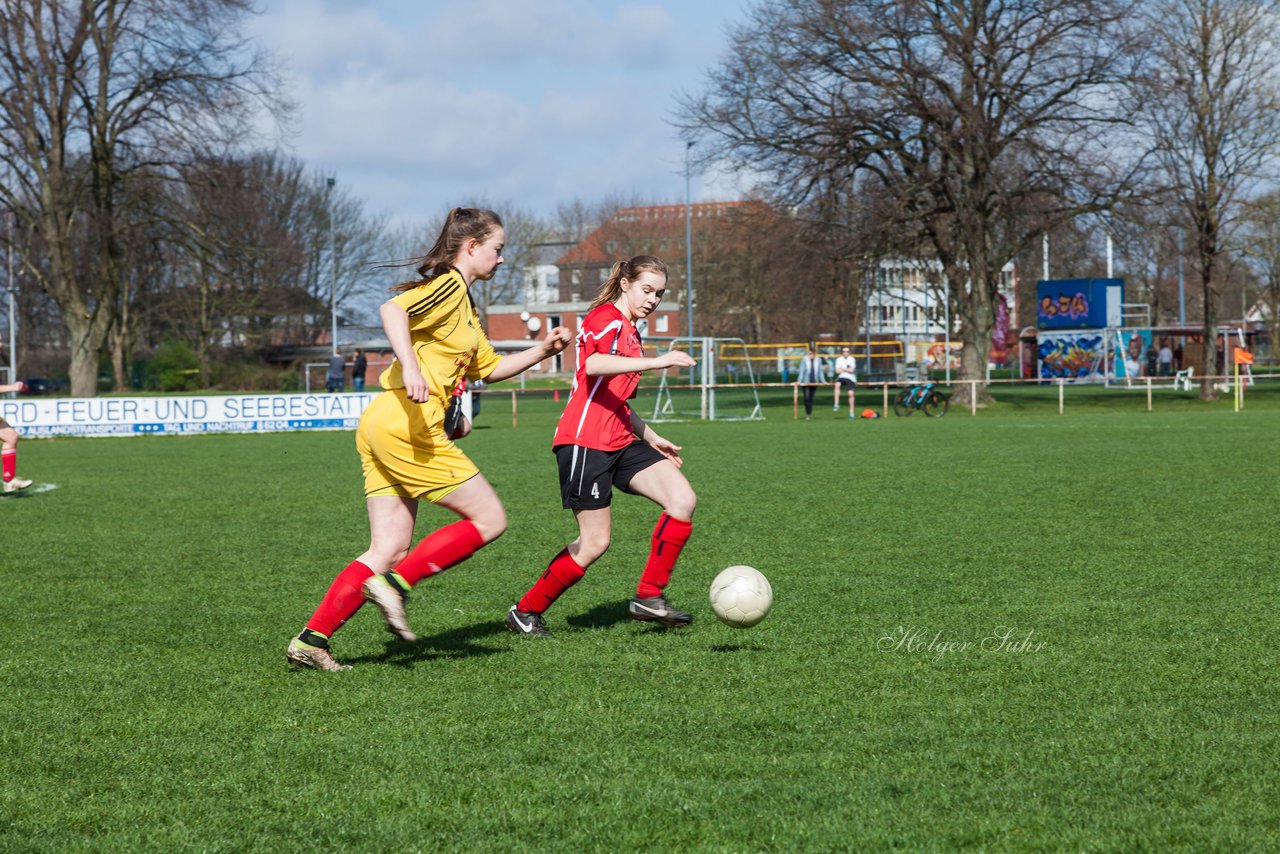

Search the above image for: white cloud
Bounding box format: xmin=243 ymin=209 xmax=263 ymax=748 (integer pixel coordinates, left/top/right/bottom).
xmin=248 ymin=0 xmax=750 ymax=224
xmin=415 ymin=0 xmax=676 ymax=66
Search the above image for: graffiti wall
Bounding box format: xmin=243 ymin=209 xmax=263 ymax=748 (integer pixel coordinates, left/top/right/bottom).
xmin=1037 ymin=331 xmax=1107 ymax=380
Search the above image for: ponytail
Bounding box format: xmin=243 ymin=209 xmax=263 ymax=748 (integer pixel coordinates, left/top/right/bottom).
xmin=389 ymin=207 xmax=503 ymax=292
xmin=590 ymin=254 xmax=669 ymax=309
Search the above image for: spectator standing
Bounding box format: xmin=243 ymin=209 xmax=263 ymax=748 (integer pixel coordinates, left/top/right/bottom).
xmin=326 ymin=351 xmax=346 ymax=393
xmin=352 ymin=349 xmax=368 ymax=392
xmin=832 ymin=346 xmax=858 ymax=418
xmin=797 ymin=347 xmax=827 ymax=420
xmin=1158 ymin=340 xmax=1174 ymax=376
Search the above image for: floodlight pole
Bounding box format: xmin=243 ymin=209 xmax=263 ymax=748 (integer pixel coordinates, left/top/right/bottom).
xmin=327 ymin=176 xmax=337 ymax=356
xmin=944 ymin=278 xmax=951 ymax=385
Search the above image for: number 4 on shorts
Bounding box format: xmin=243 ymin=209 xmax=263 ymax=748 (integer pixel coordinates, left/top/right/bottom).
xmin=591 ymin=482 xmax=600 ymax=498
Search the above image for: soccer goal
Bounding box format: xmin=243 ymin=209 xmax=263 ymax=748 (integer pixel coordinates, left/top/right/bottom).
xmin=649 ymin=337 xmax=764 ymax=422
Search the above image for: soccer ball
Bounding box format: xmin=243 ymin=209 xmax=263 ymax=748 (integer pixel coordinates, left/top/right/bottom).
xmin=709 ymin=565 xmax=773 ymax=628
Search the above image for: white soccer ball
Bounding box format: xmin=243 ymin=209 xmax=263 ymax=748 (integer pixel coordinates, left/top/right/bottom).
xmin=709 ymin=565 xmax=773 ymax=628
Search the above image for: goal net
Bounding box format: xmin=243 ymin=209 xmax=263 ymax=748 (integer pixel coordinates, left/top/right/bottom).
xmin=648 ymin=337 xmax=764 ymax=422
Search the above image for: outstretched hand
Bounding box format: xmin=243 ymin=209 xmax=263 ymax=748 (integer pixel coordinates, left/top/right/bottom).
xmin=544 ymin=326 xmax=572 ymax=355
xmin=660 ymin=349 xmax=697 ymax=370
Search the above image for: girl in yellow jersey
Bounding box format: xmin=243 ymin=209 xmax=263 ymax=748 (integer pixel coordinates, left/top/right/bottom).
xmin=287 ymin=208 xmax=571 ymax=671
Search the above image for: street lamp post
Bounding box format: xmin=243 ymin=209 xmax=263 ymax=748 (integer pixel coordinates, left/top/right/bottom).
xmin=684 ymin=141 xmax=694 ymax=341
xmin=327 ymin=176 xmax=337 ymax=356
xmin=5 ymin=213 xmax=15 ymax=385
xmin=1178 ymin=230 xmax=1186 ymax=325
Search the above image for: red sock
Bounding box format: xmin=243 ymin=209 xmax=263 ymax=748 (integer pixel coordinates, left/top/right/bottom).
xmin=395 ymin=520 xmax=485 ymax=586
xmin=304 ymin=560 xmax=375 ymax=638
xmin=518 ymin=548 xmax=586 ymax=613
xmin=637 ymin=514 xmax=693 ymax=598
xmin=2 ymin=449 xmax=14 ymax=483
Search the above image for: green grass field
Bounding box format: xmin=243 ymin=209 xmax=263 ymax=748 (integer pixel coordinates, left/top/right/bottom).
xmin=3 ymin=385 xmax=1278 ymax=851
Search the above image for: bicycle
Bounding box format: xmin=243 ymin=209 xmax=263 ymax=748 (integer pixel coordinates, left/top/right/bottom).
xmin=892 ymin=382 xmax=949 ymax=417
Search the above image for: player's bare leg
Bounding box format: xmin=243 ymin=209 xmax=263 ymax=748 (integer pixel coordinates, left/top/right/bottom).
xmin=358 ymin=496 xmax=420 ymax=641
xmin=507 ymin=507 xmax=611 ymax=637
xmin=366 ymin=475 xmax=506 ymax=642
xmin=1 ymin=423 xmax=30 ymax=494
xmin=625 ymin=461 xmax=696 ymax=627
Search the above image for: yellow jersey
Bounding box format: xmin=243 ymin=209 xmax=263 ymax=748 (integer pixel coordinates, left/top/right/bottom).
xmin=377 ymin=269 xmax=502 ymax=415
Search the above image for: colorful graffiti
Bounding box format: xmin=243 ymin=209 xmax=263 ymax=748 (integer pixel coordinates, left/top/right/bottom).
xmin=1037 ymin=278 xmax=1122 ymax=329
xmin=1038 ymin=333 xmax=1105 ymax=380
xmin=991 ymin=294 xmax=1011 ymax=364
xmin=909 ymin=341 xmax=961 ymax=369
xmin=1114 ymin=329 xmax=1152 ymax=379
xmin=1038 ymin=292 xmax=1089 ymax=324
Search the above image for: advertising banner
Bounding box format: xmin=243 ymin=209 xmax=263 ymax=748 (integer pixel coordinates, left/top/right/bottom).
xmin=1 ymin=392 xmax=376 ymax=438
xmin=907 ymin=341 xmax=961 ymax=369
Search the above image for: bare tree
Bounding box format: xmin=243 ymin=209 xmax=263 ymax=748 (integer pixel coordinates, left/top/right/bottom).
xmin=0 ymin=0 xmax=284 ymax=396
xmin=681 ymin=0 xmax=1146 ymax=403
xmin=1136 ymin=0 xmax=1280 ymax=397
xmin=156 ymin=152 xmax=387 ymax=379
xmin=1240 ymin=190 xmax=1280 ymax=355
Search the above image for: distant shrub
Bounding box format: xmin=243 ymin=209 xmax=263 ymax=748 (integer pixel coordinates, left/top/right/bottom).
xmin=145 ymin=341 xmax=202 ymax=392
xmin=210 ymin=358 xmax=299 ymax=392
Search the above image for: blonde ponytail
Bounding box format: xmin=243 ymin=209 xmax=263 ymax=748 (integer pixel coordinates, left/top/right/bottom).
xmin=590 ymin=255 xmax=668 ymax=309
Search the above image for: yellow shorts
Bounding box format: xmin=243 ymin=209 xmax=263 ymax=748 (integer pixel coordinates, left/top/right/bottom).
xmin=356 ymin=390 xmax=478 ymax=502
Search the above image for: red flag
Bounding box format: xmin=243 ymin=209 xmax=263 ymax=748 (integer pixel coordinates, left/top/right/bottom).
xmin=1233 ymin=347 xmax=1253 ymax=365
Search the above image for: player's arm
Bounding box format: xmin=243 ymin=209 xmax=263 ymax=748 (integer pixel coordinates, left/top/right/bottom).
xmin=483 ymin=327 xmax=572 ymax=383
xmin=586 ymin=349 xmax=695 ymax=377
xmin=0 ymin=381 xmax=26 ymax=394
xmin=629 ymin=408 xmax=683 ymax=468
xmin=379 ymin=300 xmax=430 ymax=403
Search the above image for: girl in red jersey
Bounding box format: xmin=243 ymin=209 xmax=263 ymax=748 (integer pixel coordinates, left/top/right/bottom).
xmin=1 ymin=380 xmax=33 ymax=493
xmin=506 ymin=255 xmax=698 ymax=636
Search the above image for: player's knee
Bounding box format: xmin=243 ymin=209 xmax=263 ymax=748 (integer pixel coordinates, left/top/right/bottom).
xmin=366 ymin=538 xmax=412 ymax=573
xmin=472 ymin=507 xmax=508 ymax=544
xmin=577 ymin=533 xmax=610 ymax=565
xmin=666 ymin=488 xmax=697 ymax=520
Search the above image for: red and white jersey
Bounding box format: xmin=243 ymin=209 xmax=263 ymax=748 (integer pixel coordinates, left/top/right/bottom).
xmin=552 ymin=303 xmax=641 ymax=451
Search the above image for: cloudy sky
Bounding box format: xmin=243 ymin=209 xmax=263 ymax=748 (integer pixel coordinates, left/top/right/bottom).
xmin=248 ymin=0 xmax=758 ymax=228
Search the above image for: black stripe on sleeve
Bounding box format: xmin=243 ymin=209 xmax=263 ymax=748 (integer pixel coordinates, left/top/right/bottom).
xmin=405 ymin=281 xmax=461 ymax=318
